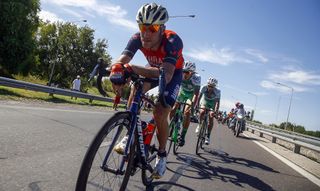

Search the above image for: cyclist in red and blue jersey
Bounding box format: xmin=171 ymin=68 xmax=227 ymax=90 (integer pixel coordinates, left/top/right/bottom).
xmin=109 ymin=3 xmax=184 ymax=179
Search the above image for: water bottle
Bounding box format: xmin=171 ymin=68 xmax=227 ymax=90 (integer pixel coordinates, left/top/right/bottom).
xmin=142 ymin=120 xmax=155 ymax=145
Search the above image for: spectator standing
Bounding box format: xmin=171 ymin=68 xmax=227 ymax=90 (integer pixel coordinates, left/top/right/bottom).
xmin=71 ymin=75 xmax=81 ymax=100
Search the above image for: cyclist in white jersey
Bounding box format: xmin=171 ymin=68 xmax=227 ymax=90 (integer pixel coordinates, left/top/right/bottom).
xmin=195 ymin=77 xmax=221 ymax=144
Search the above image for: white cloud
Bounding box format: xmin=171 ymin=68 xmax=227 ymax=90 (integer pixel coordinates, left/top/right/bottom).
xmin=185 ymin=46 xmax=270 ymax=66
xmin=221 ymin=84 xmax=268 ymax=96
xmin=245 ymin=49 xmax=268 ymax=63
xmin=185 ymin=47 xmax=237 ymax=66
xmin=49 ymin=0 xmax=96 ymax=7
xmin=61 ymin=8 xmax=83 ymax=18
xmin=260 ymin=80 xmax=309 ymax=93
xmin=269 ymin=69 xmax=320 ymax=85
xmin=39 ymin=10 xmax=63 ymax=22
xmin=43 ymin=0 xmax=137 ymax=31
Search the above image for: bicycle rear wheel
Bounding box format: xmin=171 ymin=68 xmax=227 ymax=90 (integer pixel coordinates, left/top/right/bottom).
xmin=75 ymin=111 xmax=135 ymax=191
xmin=196 ymin=121 xmax=206 ymax=155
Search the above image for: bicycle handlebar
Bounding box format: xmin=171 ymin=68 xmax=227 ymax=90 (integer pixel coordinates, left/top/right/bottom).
xmin=89 ymin=64 xmax=169 ymax=109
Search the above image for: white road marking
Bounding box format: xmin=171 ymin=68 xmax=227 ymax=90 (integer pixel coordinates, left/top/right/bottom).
xmin=243 ymin=132 xmax=320 ymax=187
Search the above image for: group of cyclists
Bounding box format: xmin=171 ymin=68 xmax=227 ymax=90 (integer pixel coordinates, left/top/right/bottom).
xmin=107 ymin=3 xmax=222 ymax=179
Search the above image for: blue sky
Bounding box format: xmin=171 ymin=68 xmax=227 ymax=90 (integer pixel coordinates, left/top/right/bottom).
xmin=39 ymin=0 xmax=320 ymax=131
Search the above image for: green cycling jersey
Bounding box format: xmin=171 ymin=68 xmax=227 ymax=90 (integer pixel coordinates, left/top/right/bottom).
xmin=177 ymin=73 xmax=201 ymax=102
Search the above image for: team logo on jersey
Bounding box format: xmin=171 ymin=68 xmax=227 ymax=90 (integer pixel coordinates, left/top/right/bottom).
xmin=171 ymin=84 xmax=180 ymax=99
xmin=146 ymin=56 xmax=163 ymax=67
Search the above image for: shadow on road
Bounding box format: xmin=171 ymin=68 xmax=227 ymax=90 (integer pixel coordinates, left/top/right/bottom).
xmin=202 ymin=148 xmax=280 ymax=173
xmin=147 ymin=181 xmax=196 ymax=191
xmin=163 ymin=151 xmax=277 ymax=191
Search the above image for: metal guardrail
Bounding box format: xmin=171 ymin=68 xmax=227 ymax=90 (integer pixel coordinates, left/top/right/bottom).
xmin=0 ymin=76 xmax=121 ymax=104
xmin=248 ymin=121 xmax=320 ymax=142
xmin=246 ymin=122 xmax=320 ymax=155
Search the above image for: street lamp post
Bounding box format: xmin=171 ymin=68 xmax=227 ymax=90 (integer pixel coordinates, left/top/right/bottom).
xmin=248 ymin=92 xmax=258 ymax=120
xmin=276 ymin=82 xmax=294 ymax=131
xmin=48 ymin=37 xmax=57 ymax=86
xmin=169 ymin=15 xmax=196 ymax=18
xmin=48 ymin=54 xmax=62 ymax=86
xmin=48 ymin=59 xmax=55 ymax=86
xmin=70 ymin=19 xmax=87 ymax=23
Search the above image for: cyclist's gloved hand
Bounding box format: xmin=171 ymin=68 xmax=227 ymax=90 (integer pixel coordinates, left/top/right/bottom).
xmin=110 ymin=63 xmax=133 ymax=85
xmin=123 ymin=63 xmax=134 ymax=78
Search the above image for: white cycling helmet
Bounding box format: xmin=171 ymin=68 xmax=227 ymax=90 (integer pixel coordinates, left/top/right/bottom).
xmin=207 ymin=77 xmax=218 ymax=86
xmin=136 ymin=3 xmax=169 ymax=25
xmin=183 ymin=61 xmax=196 ymax=72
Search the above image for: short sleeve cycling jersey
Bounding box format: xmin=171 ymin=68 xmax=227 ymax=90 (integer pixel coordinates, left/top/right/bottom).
xmin=180 ymin=73 xmax=201 ymax=94
xmin=200 ymin=85 xmax=221 ymax=102
xmin=121 ymin=30 xmax=184 ymax=69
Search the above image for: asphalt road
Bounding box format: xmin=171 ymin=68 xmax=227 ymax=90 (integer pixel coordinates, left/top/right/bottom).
xmin=0 ymin=102 xmax=319 ymax=191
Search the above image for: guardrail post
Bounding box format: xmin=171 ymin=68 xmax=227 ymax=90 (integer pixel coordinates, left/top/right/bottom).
xmin=294 ymin=144 xmax=301 ymax=154
xmin=89 ymin=99 xmax=93 ymax=104
xmin=259 ymin=132 xmax=263 ymax=137
xmin=251 ymin=129 xmax=254 ymax=134
xmin=272 ymin=137 xmax=276 ymax=143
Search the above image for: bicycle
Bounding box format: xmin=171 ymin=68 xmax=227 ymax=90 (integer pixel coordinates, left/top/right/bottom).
xmin=76 ymin=66 xmax=168 ymax=191
xmin=195 ymin=108 xmax=213 ymax=155
xmin=167 ymin=101 xmax=191 ymax=155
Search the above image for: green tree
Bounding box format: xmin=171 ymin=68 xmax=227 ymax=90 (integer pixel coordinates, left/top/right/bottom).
xmin=35 ymin=21 xmax=58 ymax=79
xmin=0 ymin=0 xmax=40 ymax=76
xmin=279 ymin=122 xmax=292 ymax=130
xmin=294 ymin=125 xmax=306 ymax=134
xmin=35 ymin=22 xmax=112 ymax=90
xmin=252 ymin=120 xmax=262 ymax=124
xmin=270 ymin=124 xmax=279 ymax=128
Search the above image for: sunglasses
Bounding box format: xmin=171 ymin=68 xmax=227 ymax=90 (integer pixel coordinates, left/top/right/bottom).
xmin=138 ymin=24 xmax=161 ymax=33
xmin=183 ymin=71 xmax=192 ymax=75
xmin=208 ymin=85 xmax=214 ymax=88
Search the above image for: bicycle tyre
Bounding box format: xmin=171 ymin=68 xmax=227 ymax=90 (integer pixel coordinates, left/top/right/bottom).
xmin=141 ymin=145 xmax=157 ymax=186
xmin=235 ymin=121 xmax=241 ymax=137
xmin=173 ymin=138 xmax=180 ymax=155
xmin=166 ymin=117 xmax=176 ymax=155
xmin=75 ymin=111 xmax=134 ymax=191
xmin=196 ymin=121 xmax=206 ymax=155
xmin=200 ymin=121 xmax=206 ymax=150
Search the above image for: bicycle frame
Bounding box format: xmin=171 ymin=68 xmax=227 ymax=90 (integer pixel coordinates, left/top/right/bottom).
xmin=100 ymin=80 xmax=151 ymax=175
xmin=172 ymin=101 xmax=187 ymax=140
xmin=200 ymin=108 xmax=213 ymax=137
xmin=97 ymin=68 xmax=167 ymax=181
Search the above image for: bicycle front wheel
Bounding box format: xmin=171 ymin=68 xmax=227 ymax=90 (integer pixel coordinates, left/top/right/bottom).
xmin=166 ymin=117 xmax=176 ymax=155
xmin=196 ymin=121 xmax=206 ymax=155
xmin=76 ymin=111 xmax=135 ymax=191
